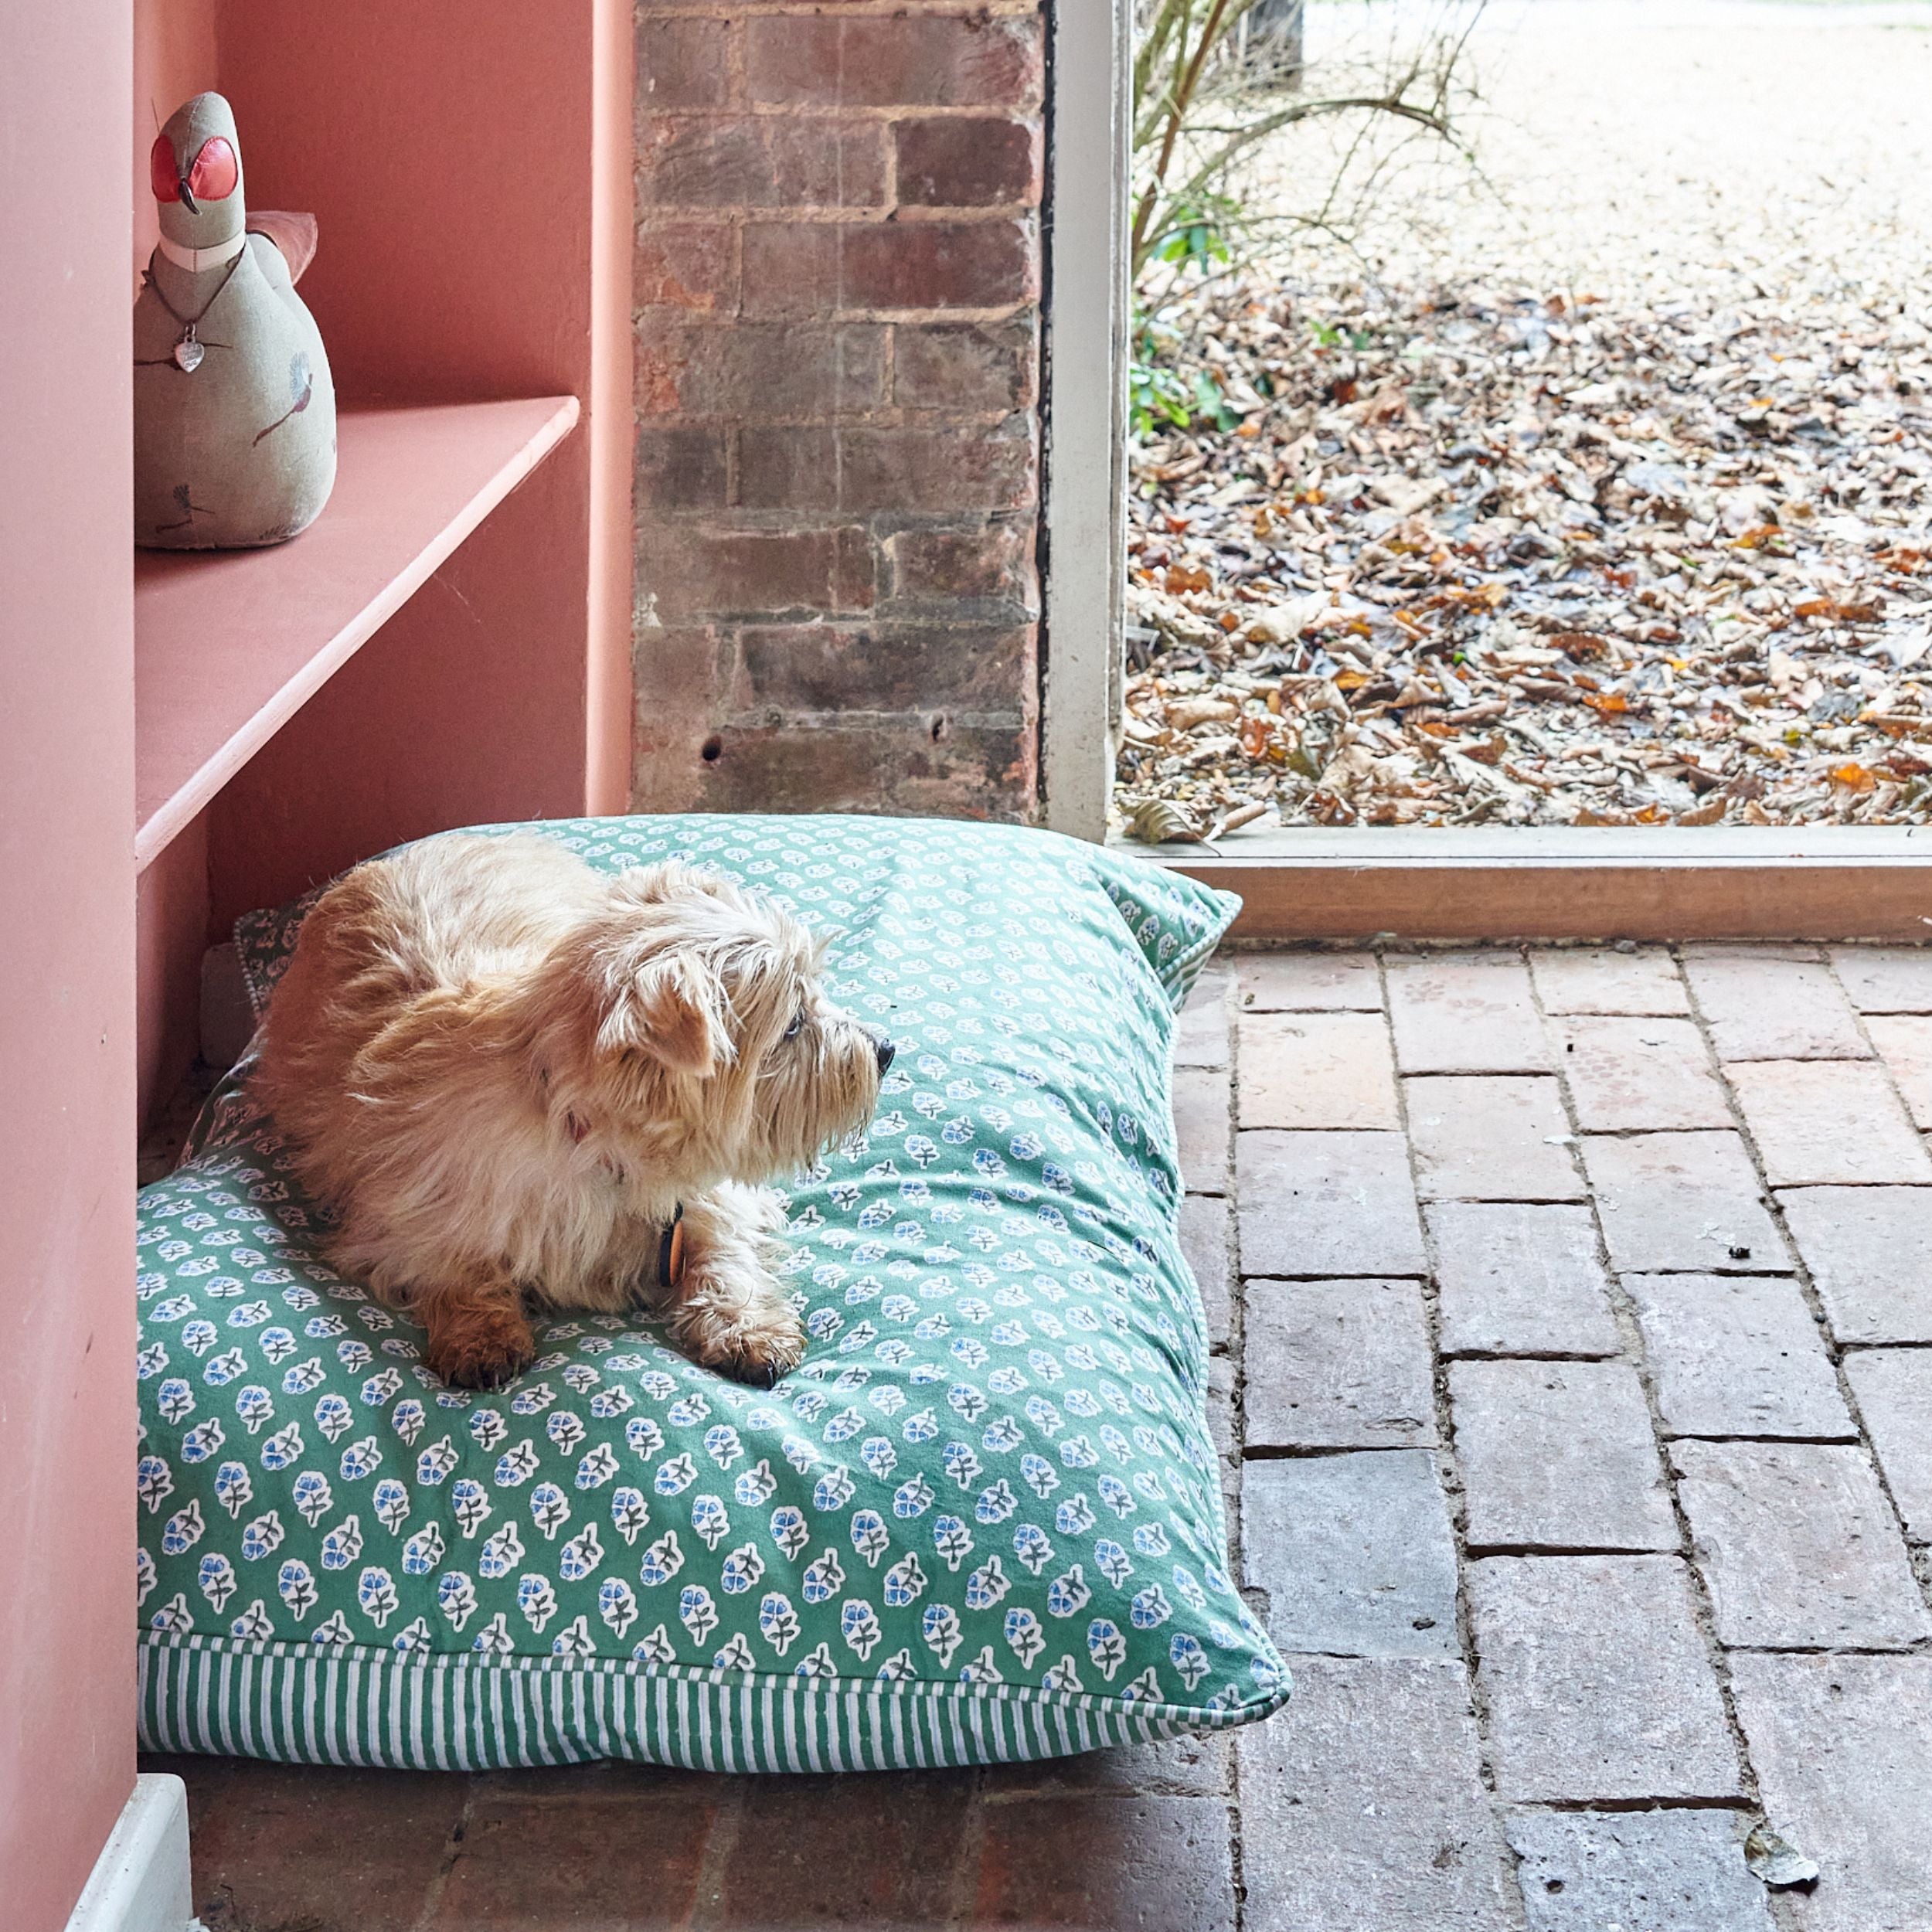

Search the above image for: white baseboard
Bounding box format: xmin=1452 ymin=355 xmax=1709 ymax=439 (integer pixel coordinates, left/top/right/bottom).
xmin=64 ymin=1774 xmax=200 ymax=1932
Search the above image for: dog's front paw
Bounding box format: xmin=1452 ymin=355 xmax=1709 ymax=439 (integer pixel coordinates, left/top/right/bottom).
xmin=426 ymin=1301 xmax=537 ymax=1391
xmin=683 ymin=1299 xmax=806 ymax=1389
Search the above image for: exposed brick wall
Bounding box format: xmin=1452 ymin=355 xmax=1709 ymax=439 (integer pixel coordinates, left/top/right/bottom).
xmin=630 ymin=1 xmax=1046 ymax=818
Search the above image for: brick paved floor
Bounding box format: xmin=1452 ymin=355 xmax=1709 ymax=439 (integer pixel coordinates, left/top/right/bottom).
xmin=146 ymin=944 xmax=1932 ymax=1931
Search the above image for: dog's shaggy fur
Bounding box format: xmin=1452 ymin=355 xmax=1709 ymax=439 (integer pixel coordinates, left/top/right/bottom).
xmin=255 ymin=834 xmax=889 ymax=1389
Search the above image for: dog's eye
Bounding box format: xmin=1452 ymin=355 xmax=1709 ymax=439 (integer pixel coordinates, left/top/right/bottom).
xmin=783 ymin=1011 xmax=805 ymax=1040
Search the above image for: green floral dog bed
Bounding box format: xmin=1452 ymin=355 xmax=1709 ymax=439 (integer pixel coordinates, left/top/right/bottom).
xmin=135 ymin=815 xmax=1289 ymax=1770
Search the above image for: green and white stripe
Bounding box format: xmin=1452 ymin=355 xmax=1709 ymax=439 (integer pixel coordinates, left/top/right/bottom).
xmin=138 ymin=1633 xmax=1290 ymax=1774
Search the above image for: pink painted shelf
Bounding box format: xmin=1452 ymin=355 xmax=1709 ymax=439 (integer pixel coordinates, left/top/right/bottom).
xmin=134 ymin=395 xmax=580 ymax=868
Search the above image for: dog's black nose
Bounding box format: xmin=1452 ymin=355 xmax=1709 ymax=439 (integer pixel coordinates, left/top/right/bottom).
xmin=873 ymin=1033 xmax=896 ymax=1074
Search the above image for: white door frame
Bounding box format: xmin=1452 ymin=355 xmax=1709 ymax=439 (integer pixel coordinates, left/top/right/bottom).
xmin=1040 ymin=0 xmax=1130 ymax=842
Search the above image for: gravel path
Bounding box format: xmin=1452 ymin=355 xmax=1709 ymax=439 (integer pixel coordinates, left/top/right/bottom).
xmin=1120 ymin=1 xmax=1932 ymax=833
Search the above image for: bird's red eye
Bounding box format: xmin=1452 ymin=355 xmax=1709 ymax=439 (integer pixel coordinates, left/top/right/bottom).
xmin=149 ymin=134 xmax=180 ymax=203
xmin=185 ymin=138 xmax=238 ymax=204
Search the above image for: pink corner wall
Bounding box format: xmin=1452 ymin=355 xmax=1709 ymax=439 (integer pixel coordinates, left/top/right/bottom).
xmin=2 ymin=5 xmax=139 ymax=1926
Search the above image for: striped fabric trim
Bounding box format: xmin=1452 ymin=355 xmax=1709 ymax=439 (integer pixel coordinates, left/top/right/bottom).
xmin=138 ymin=1632 xmax=1291 ymax=1774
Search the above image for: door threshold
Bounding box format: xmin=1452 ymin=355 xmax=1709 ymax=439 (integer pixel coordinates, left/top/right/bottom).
xmin=1117 ymin=826 xmax=1932 ymax=941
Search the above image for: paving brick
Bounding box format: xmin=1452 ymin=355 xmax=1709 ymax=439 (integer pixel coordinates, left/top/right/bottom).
xmin=1244 ymin=1279 xmax=1437 ymax=1450
xmin=1552 ymin=1016 xmax=1732 ymax=1131
xmin=1670 ymin=1440 xmax=1931 ymax=1648
xmin=713 ymin=1773 xmax=976 ymax=1927
xmin=1242 ymin=1451 xmax=1459 ymax=1657
xmin=1726 ymin=1060 xmax=1932 ymax=1186
xmin=429 ymin=1789 xmax=721 ymax=1930
xmin=1683 ymin=948 xmax=1872 ymax=1061
xmin=1426 ymin=1202 xmax=1621 ymax=1357
xmin=1730 ymin=1652 xmax=1932 ymax=1932
xmin=1505 ymin=1811 xmax=1774 ymax=1932
xmin=1627 ymin=1274 xmax=1854 ymax=1439
xmin=1406 ymin=1075 xmax=1585 ymax=1202
xmin=1386 ymin=951 xmax=1553 ymax=1073
xmin=980 ymin=1732 xmax=1231 ymax=1799
xmin=1842 ymin=1348 xmax=1932 ymax=1543
xmin=1175 ymin=966 xmax=1231 ymax=1069
xmin=1172 ymin=1064 xmax=1230 ymax=1194
xmin=1236 ymin=1131 xmax=1427 ymax=1277
xmin=1238 ymin=1011 xmax=1399 ymax=1130
xmin=1451 ymin=1359 xmax=1678 ymax=1552
xmin=1238 ymin=1658 xmax=1519 ymax=1932
xmin=1468 ymin=1555 xmax=1743 ymax=1802
xmin=1866 ymin=1013 xmax=1932 ymax=1128
xmin=1176 ymin=1192 xmax=1233 ymax=1352
xmin=185 ymin=1760 xmax=468 ymax=1932
xmin=1582 ymin=1131 xmax=1787 ymax=1274
xmin=971 ymin=1795 xmax=1233 ymax=1931
xmin=1237 ymin=951 xmax=1383 ymax=1012
xmin=1529 ymin=947 xmax=1690 ymax=1015
xmin=1778 ymin=1187 xmax=1932 ymax=1343
xmin=1828 ymin=943 xmax=1932 ymax=1014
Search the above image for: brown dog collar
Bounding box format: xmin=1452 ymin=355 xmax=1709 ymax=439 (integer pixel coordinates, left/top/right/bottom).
xmin=657 ymin=1204 xmax=686 ymax=1287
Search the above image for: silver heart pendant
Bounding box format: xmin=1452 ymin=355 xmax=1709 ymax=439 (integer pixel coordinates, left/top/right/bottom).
xmin=174 ymin=332 xmax=205 ymax=373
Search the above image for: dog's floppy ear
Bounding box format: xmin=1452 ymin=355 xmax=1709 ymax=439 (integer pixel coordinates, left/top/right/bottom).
xmin=596 ymin=954 xmax=720 ymax=1076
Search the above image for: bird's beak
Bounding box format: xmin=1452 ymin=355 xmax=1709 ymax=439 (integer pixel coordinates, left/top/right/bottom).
xmin=177 ymin=176 xmax=198 ymax=214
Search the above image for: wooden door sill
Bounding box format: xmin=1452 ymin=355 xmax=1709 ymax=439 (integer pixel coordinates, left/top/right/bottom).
xmin=1118 ymin=826 xmax=1932 ymax=940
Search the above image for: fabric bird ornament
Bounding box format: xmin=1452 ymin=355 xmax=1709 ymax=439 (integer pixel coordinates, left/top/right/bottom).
xmin=134 ymin=92 xmax=336 ymax=548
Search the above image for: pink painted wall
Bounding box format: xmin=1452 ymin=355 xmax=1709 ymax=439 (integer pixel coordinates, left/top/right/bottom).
xmin=132 ymin=0 xmax=217 ymax=284
xmin=134 ymin=0 xmax=633 ymax=1111
xmin=2 ymin=5 xmax=139 ymax=1927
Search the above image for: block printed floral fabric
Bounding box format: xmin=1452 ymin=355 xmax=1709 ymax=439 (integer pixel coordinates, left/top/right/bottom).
xmin=135 ymin=816 xmax=1289 ymax=1770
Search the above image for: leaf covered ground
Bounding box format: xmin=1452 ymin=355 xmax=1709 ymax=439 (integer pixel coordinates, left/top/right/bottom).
xmin=1117 ymin=0 xmax=1932 ymax=833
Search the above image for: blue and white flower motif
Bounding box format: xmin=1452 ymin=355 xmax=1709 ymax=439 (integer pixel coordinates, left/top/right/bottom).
xmin=638 ymin=1530 xmax=683 ymax=1587
xmin=401 ymin=1524 xmax=445 ymax=1576
xmin=1012 ymin=1522 xmax=1054 ymax=1577
xmin=677 ymin=1584 xmax=718 ymax=1642
xmin=801 ymin=1548 xmax=845 ymax=1604
xmin=450 ymin=1478 xmax=491 ymax=1536
xmin=313 ymin=1394 xmax=353 ymax=1442
xmin=559 ymin=1524 xmax=604 ymax=1581
xmin=318 ymin=1515 xmax=364 ymax=1571
xmin=597 ymin=1578 xmax=638 ymax=1638
xmin=515 ymin=1574 xmax=558 ymax=1634
xmin=609 ymin=1488 xmax=650 ymax=1546
xmin=849 ymin=1509 xmax=889 ymax=1567
xmin=276 ymin=1559 xmax=318 ymax=1620
xmin=478 ymin=1522 xmax=525 ymax=1580
xmin=1046 ymin=1566 xmax=1092 ymax=1618
xmin=435 ymin=1571 xmax=477 ymax=1631
xmin=197 ymin=1553 xmax=236 ymax=1612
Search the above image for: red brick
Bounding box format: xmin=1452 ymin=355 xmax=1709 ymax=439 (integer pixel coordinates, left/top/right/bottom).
xmin=693 ymin=718 xmax=1037 ymax=818
xmin=633 ymin=427 xmax=727 ymax=509
xmin=747 ymin=14 xmax=1044 ymax=111
xmin=636 ymin=15 xmax=729 ymax=110
xmin=730 ymin=622 xmax=1032 ymax=713
xmin=895 ymin=115 xmax=1042 ymax=206
xmin=739 ymin=422 xmax=1036 ymax=515
xmin=746 ymin=220 xmax=1036 ymax=318
xmin=430 ymin=1791 xmax=722 ymax=1928
xmin=175 ymin=1759 xmax=465 ymax=1932
xmin=634 ymin=522 xmax=876 ymax=621
xmin=633 ymin=318 xmax=886 ymax=420
xmin=971 ymin=1795 xmax=1236 ymax=1931
xmin=632 ymin=223 xmax=735 ymax=313
xmin=893 ymin=319 xmax=1039 ymax=412
xmin=741 ymin=222 xmax=841 ymax=318
xmin=844 ymin=219 xmax=1036 ymax=311
xmin=885 ymin=521 xmax=1036 ymax=610
xmin=709 ymin=1774 xmax=975 ymax=1925
xmin=638 ymin=114 xmax=887 ymax=210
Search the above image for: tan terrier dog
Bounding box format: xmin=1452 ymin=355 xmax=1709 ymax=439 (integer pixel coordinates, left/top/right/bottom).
xmin=255 ymin=834 xmax=892 ymax=1389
